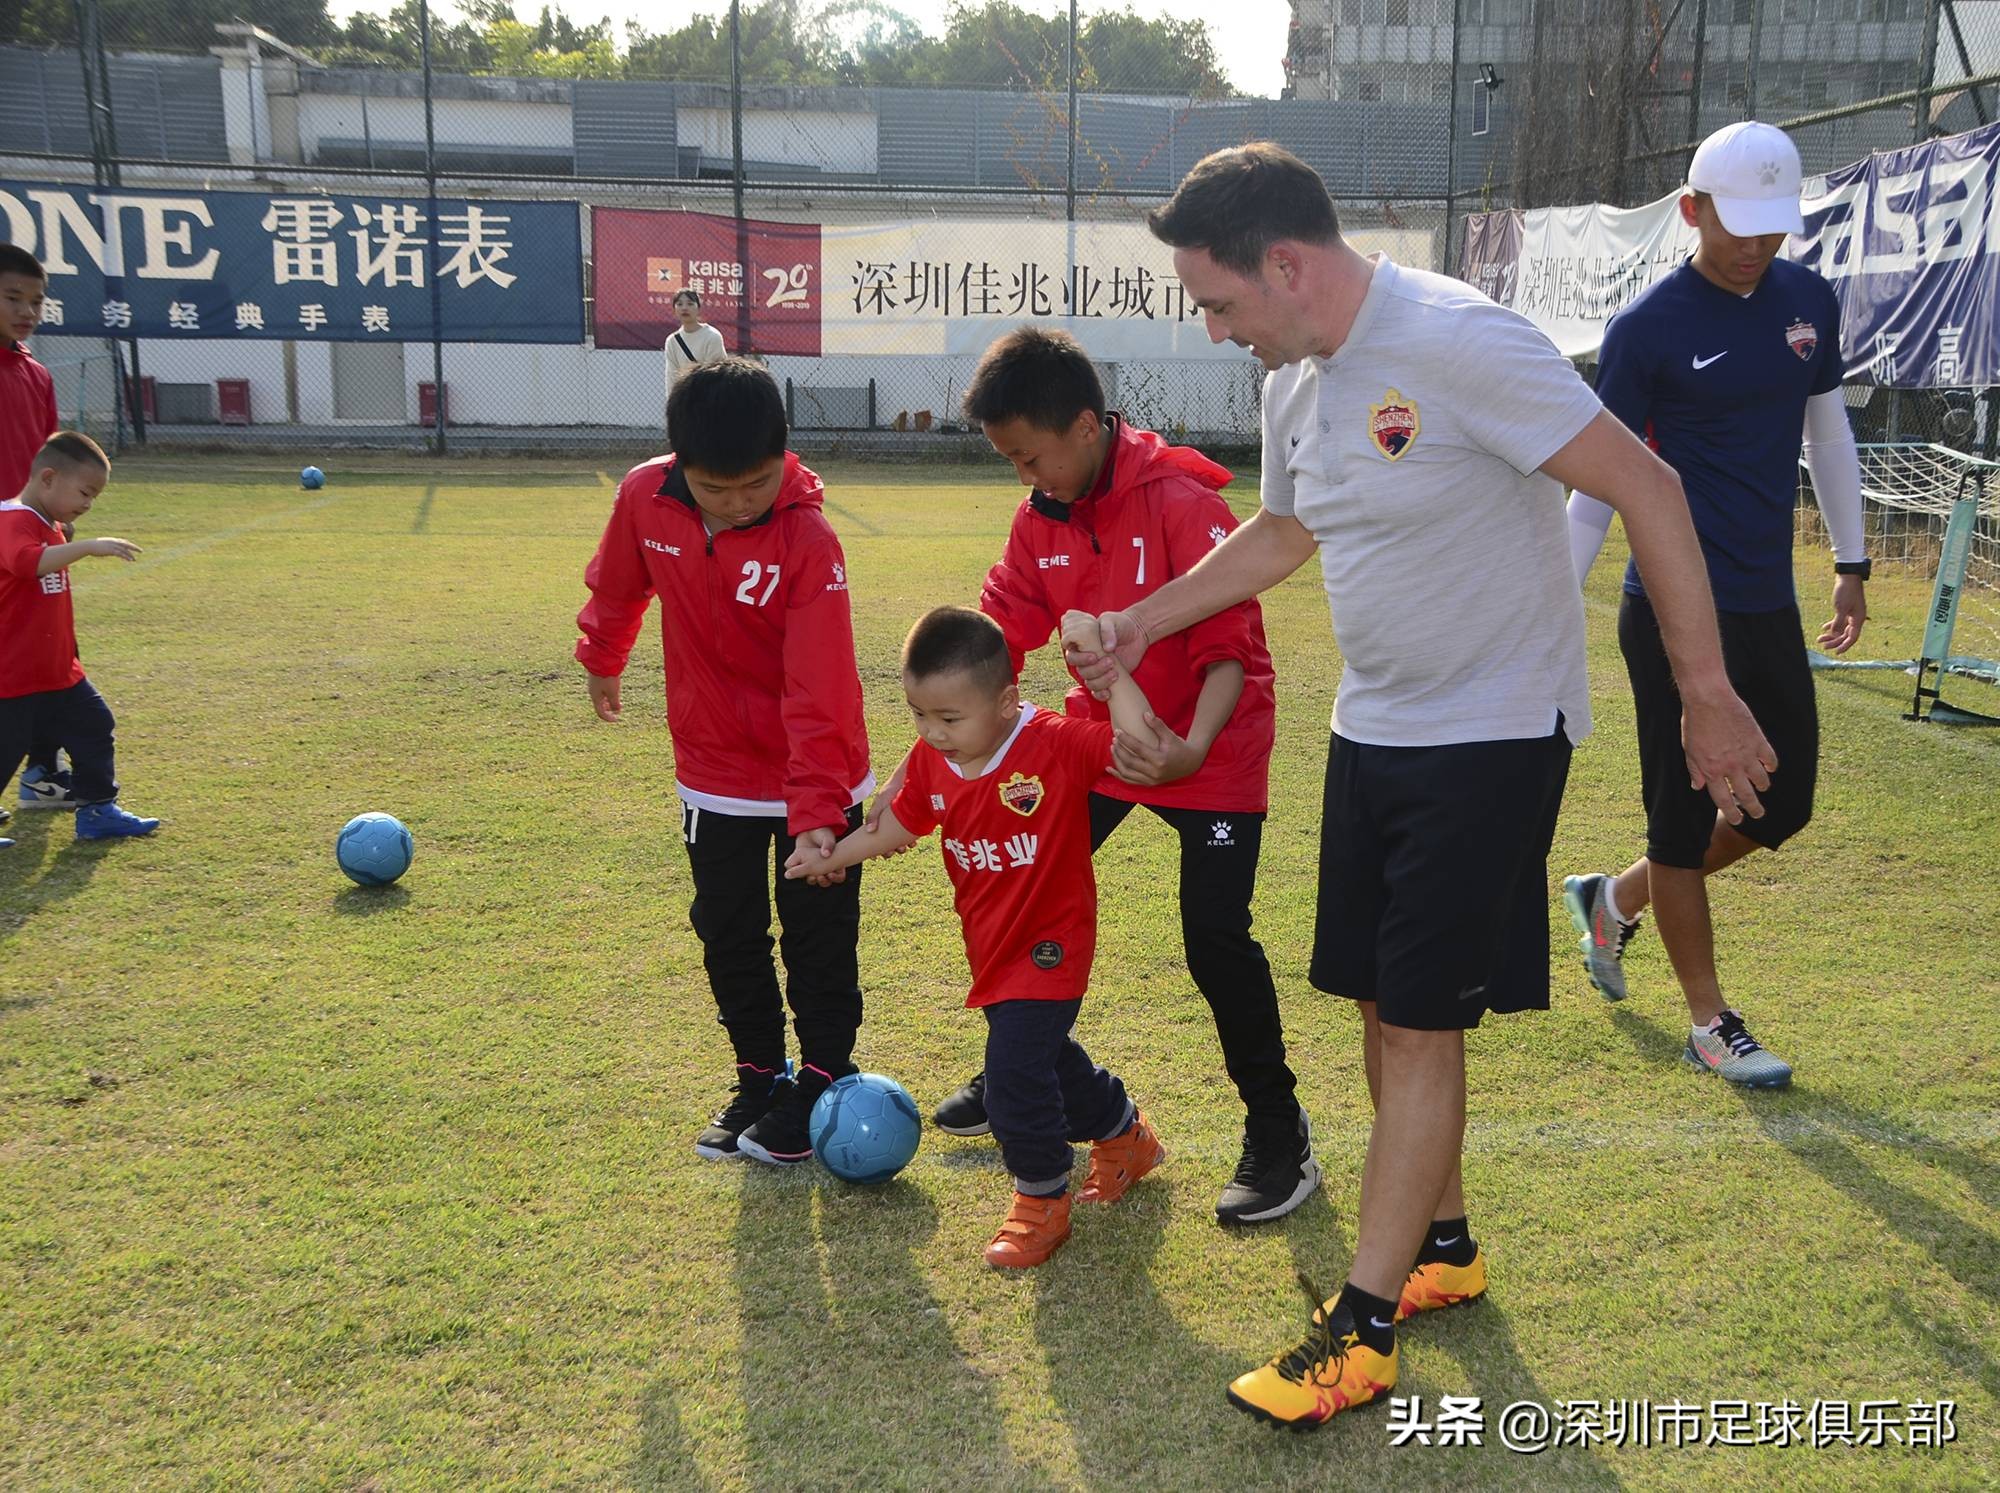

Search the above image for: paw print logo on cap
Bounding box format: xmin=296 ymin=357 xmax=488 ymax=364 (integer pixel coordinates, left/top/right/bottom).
xmin=1757 ymin=160 xmax=1781 ymax=187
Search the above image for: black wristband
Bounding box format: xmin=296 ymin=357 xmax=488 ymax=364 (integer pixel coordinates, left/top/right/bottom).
xmin=1834 ymin=559 xmax=1872 ymax=580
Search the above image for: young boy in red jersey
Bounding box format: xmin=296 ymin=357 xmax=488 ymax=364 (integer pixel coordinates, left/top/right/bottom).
xmin=1 ymin=433 xmax=159 ymax=846
xmin=875 ymin=327 xmax=1314 ymax=1225
xmin=576 ymin=357 xmax=874 ymax=1166
xmin=787 ymin=606 xmax=1166 ymax=1267
xmin=0 ymin=245 xmax=74 ymax=821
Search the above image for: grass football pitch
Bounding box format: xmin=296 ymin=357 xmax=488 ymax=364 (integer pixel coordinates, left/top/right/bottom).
xmin=2 ymin=455 xmax=1996 ymax=1491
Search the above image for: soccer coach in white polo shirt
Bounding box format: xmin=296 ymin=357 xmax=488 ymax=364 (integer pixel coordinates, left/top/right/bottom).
xmin=1065 ymin=142 xmax=1778 ymax=1429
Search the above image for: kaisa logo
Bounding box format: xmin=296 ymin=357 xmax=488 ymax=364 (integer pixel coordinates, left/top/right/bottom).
xmin=645 ymin=257 xmax=685 ymax=302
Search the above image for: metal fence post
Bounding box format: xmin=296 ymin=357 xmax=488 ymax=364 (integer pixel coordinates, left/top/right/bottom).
xmin=419 ymin=0 xmax=446 ymax=456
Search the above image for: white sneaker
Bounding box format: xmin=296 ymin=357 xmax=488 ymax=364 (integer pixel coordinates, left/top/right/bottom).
xmin=1684 ymin=1011 xmax=1793 ymax=1088
xmin=18 ymin=765 xmax=77 ymax=810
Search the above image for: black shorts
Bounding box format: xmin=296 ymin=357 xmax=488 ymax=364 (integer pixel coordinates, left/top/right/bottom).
xmin=1618 ymin=593 xmax=1818 ymax=870
xmin=1309 ymin=723 xmax=1572 ymax=1031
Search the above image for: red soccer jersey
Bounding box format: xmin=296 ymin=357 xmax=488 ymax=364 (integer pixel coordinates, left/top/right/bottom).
xmin=891 ymin=704 xmax=1114 ymax=1008
xmin=0 ymin=343 xmax=60 ymax=501
xmin=0 ymin=500 xmax=83 ymax=698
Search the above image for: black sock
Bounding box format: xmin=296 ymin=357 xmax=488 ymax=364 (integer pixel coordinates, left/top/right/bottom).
xmin=1335 ymin=1282 xmax=1397 ymax=1355
xmin=1415 ymin=1216 xmax=1477 ymax=1268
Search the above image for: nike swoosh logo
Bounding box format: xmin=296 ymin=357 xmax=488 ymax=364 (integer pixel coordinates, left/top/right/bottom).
xmin=1289 ymin=435 xmax=1300 ymax=448
xmin=1369 ymin=1316 xmax=1394 ymax=1330
xmin=1692 ymin=352 xmax=1729 ymax=369
xmin=1432 ymin=1235 xmax=1462 ymax=1247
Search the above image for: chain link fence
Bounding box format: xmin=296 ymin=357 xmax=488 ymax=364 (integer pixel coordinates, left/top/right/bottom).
xmin=0 ymin=1 xmax=1459 ymax=457
xmin=1406 ymin=0 xmax=2000 ymax=449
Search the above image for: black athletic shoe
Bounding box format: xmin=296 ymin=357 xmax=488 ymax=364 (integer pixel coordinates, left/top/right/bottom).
xmin=738 ymin=1062 xmax=850 ymax=1166
xmin=694 ymin=1064 xmax=791 ymax=1160
xmin=1216 ymin=1108 xmax=1323 ymax=1226
xmin=931 ymin=1072 xmax=991 ymax=1137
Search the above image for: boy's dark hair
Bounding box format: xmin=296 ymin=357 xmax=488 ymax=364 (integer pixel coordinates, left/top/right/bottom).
xmin=962 ymin=326 xmax=1105 ymax=432
xmin=668 ymin=356 xmax=787 ymax=477
xmin=0 ymin=244 xmax=47 ymax=282
xmin=38 ymin=430 xmax=109 ymax=475
xmin=1147 ymin=142 xmax=1342 ymax=277
xmin=902 ymin=606 xmax=1013 ymax=695
xmin=672 ymin=288 xmax=701 ymax=308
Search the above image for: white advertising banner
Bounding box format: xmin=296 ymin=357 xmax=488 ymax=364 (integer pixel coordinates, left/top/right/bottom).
xmin=821 ymin=218 xmax=1437 ymax=358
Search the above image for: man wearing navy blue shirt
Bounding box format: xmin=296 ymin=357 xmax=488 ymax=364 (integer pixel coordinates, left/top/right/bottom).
xmin=1566 ymin=121 xmax=1869 ymax=1088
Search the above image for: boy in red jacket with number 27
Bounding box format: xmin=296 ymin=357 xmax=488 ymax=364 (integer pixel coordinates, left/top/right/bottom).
xmin=576 ymin=358 xmax=874 ymax=1167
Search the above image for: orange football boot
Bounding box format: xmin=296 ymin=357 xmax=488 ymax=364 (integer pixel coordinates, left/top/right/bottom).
xmin=1079 ymin=1110 xmax=1166 ymax=1204
xmin=985 ymin=1190 xmax=1073 ymax=1268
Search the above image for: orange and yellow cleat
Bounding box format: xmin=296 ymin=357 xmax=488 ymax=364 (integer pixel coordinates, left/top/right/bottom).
xmin=1227 ymin=1276 xmax=1399 ymax=1430
xmin=1397 ymin=1247 xmax=1488 ymax=1322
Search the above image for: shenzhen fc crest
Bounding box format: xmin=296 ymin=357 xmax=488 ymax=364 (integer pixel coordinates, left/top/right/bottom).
xmin=1369 ymin=389 xmax=1420 ymax=460
xmin=1785 ymin=319 xmax=1818 ymax=360
xmin=999 ymin=773 xmax=1044 ymax=816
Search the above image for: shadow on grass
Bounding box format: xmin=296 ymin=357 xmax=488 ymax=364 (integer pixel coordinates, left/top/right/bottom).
xmin=1609 ymin=1005 xmax=1999 ymax=1307
xmin=0 ymin=813 xmax=106 ymax=941
xmin=633 ymin=1168 xmax=1007 ymax=1489
xmin=333 ymin=883 xmax=413 ymax=916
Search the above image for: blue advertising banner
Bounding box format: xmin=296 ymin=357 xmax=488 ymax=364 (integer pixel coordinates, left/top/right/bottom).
xmin=0 ymin=179 xmax=583 ymax=343
xmin=1795 ymin=121 xmax=2000 ymax=389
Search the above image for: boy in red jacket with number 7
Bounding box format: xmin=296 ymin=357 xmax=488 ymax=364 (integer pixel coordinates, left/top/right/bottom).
xmin=576 ymin=357 xmax=874 ymax=1167
xmin=875 ymin=327 xmax=1314 ymax=1226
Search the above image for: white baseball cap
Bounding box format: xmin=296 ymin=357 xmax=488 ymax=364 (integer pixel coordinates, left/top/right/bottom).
xmin=1687 ymin=121 xmax=1805 ymax=237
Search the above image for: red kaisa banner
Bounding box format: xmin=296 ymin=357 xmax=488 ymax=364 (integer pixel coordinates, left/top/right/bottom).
xmin=591 ymin=207 xmax=823 ymax=356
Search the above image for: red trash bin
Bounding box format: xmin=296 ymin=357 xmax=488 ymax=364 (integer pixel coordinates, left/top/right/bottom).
xmin=216 ymin=379 xmax=252 ymax=426
xmin=125 ymin=375 xmax=156 ymax=425
xmin=417 ymin=381 xmax=448 ymax=425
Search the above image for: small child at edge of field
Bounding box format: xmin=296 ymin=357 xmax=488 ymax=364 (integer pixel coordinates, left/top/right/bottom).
xmin=0 ymin=243 xmax=77 ymax=819
xmin=785 ymin=606 xmax=1167 ymax=1268
xmin=576 ymin=356 xmax=874 ymax=1167
xmin=0 ymin=432 xmax=159 ymax=847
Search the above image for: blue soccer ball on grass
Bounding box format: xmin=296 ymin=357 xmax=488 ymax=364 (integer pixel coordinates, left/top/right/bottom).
xmin=810 ymin=1073 xmax=922 ymax=1183
xmin=300 ymin=465 xmax=326 ymax=490
xmin=337 ymin=812 xmax=413 ymax=886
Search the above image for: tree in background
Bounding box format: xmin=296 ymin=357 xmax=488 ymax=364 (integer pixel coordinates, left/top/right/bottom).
xmin=6 ymin=0 xmax=338 ymax=50
xmin=4 ymin=0 xmax=1233 ymax=97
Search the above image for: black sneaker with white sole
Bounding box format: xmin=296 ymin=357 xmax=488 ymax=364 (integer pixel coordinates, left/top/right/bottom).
xmin=930 ymin=1071 xmax=991 ymax=1137
xmin=694 ymin=1064 xmax=791 ymax=1159
xmin=738 ymin=1062 xmax=851 ymax=1165
xmin=1216 ymin=1108 xmax=1322 ymax=1226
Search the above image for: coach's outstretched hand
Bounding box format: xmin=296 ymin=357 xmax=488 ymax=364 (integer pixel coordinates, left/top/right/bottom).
xmin=1681 ymin=688 xmax=1778 ymax=825
xmin=1065 ymin=608 xmax=1150 ymax=700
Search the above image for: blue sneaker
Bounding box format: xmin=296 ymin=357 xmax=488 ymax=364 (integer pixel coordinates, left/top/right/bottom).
xmin=75 ymin=801 xmax=160 ymax=840
xmin=19 ymin=765 xmax=76 ymax=810
xmin=0 ymin=837 xmax=14 ymax=849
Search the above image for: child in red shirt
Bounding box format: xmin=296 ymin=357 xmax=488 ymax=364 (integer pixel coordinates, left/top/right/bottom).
xmin=786 ymin=606 xmax=1166 ymax=1267
xmin=577 ymin=358 xmax=873 ymax=1166
xmin=0 ymin=433 xmax=159 ymax=846
xmin=0 ymin=245 xmax=73 ymax=818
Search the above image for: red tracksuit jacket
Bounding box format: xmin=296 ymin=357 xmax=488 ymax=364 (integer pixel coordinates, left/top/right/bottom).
xmin=576 ymin=452 xmax=872 ymax=836
xmin=978 ymin=416 xmax=1277 ymax=813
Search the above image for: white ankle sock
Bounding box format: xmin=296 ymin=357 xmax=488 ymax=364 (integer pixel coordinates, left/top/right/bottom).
xmin=1602 ymin=878 xmax=1629 ymax=927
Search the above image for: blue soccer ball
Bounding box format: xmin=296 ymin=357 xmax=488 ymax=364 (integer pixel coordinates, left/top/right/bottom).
xmin=336 ymin=812 xmax=413 ymax=886
xmin=300 ymin=465 xmax=326 ymax=490
xmin=810 ymin=1072 xmax=922 ymax=1184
